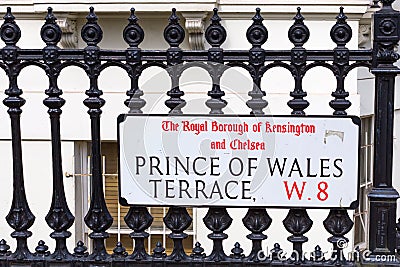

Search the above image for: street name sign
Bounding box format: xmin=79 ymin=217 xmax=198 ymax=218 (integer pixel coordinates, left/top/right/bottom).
xmin=118 ymin=114 xmax=360 ymax=208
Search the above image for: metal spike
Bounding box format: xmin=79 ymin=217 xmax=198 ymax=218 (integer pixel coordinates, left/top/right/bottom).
xmin=4 ymin=7 xmax=15 ymax=22
xmin=168 ymin=8 xmax=179 ymax=24
xmin=45 ymin=7 xmax=57 ymax=23
xmin=210 ymin=8 xmax=221 ymax=24
xmin=336 ymin=7 xmax=347 ymax=22
xmin=86 ymin=6 xmax=97 ymax=22
xmin=128 ymin=7 xmax=138 ymax=23
xmin=252 ymin=7 xmax=263 ymax=23
xmin=293 ymin=7 xmax=305 ymax=23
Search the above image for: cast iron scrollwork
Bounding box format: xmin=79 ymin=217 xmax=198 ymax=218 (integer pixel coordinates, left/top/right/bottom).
xmin=124 ymin=207 xmax=153 ymax=260
xmin=242 ymin=208 xmax=272 ymax=261
xmin=283 ymin=208 xmax=313 ymax=264
xmin=0 ymin=4 xmax=391 ymax=266
xmin=163 ymin=207 xmax=192 ymax=261
xmin=323 ymin=209 xmax=353 ymax=265
xmin=203 ymin=207 xmax=233 ymax=262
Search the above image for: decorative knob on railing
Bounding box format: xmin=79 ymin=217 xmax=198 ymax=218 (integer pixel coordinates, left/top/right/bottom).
xmin=41 ymin=7 xmax=62 ymax=47
xmin=331 ymin=7 xmax=352 ymax=47
xmin=1 ymin=7 xmax=21 ymax=46
xmin=288 ymin=7 xmax=309 ymax=47
xmin=0 ymin=240 xmax=11 ymax=256
xmin=191 ymin=242 xmax=206 ymax=259
xmin=152 ymin=242 xmax=166 ymax=258
xmin=111 ymin=242 xmax=128 ymax=258
xmin=81 ymin=7 xmax=103 ymax=47
xmin=205 ymin=8 xmax=226 ymax=48
xmin=247 ymin=8 xmax=268 ymax=48
xmin=164 ymin=8 xmax=185 ymax=48
xmin=124 ymin=8 xmax=144 ymax=48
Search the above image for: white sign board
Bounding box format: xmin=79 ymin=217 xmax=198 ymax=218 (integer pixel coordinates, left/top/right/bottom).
xmin=118 ymin=115 xmax=360 ymax=208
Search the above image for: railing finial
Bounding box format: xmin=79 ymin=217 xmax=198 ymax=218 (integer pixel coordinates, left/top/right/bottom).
xmin=1 ymin=7 xmax=21 ymax=45
xmin=128 ymin=7 xmax=138 ymax=23
xmin=211 ymin=8 xmax=221 ymax=24
xmin=205 ymin=8 xmax=226 ymax=47
xmin=330 ymin=6 xmax=352 ymax=47
xmin=247 ymin=7 xmax=268 ymax=47
xmin=87 ymin=6 xmax=96 ymax=21
xmin=81 ymin=6 xmax=103 ymax=46
xmin=164 ymin=8 xmax=185 ymax=48
xmin=337 ymin=6 xmax=347 ymax=22
xmin=124 ymin=7 xmax=144 ymax=48
xmin=41 ymin=7 xmax=62 ymax=46
xmin=4 ymin=7 xmax=14 ymax=22
xmin=288 ymin=7 xmax=309 ymax=49
xmin=294 ymin=7 xmax=304 ymax=23
xmin=45 ymin=7 xmax=56 ymax=23
xmin=169 ymin=7 xmax=179 ymax=23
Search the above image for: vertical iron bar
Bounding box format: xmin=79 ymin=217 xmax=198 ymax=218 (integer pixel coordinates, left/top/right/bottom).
xmin=205 ymin=8 xmax=227 ymax=114
xmin=246 ymin=8 xmax=268 ymax=115
xmin=81 ymin=7 xmax=113 ymax=260
xmin=164 ymin=8 xmax=186 ymax=114
xmin=1 ymin=7 xmax=35 ymax=260
xmin=322 ymin=7 xmax=354 ymax=266
xmin=287 ymin=7 xmax=310 ymax=115
xmin=368 ymin=0 xmax=400 ymax=259
xmin=124 ymin=8 xmax=146 ymax=114
xmin=162 ymin=9 xmax=192 ymax=261
xmin=41 ymin=7 xmax=75 ymax=260
xmin=283 ymin=8 xmax=312 ymax=265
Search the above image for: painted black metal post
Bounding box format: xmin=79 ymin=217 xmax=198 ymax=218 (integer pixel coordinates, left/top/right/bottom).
xmin=368 ymin=0 xmax=400 ymax=259
xmin=1 ymin=7 xmax=35 ymax=260
xmin=41 ymin=7 xmax=75 ymax=260
xmin=81 ymin=7 xmax=113 ymax=260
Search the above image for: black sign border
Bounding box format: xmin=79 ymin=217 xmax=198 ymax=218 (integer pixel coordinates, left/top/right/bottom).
xmin=117 ymin=114 xmax=360 ymax=210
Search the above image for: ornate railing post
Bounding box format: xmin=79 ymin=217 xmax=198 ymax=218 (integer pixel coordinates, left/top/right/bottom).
xmin=287 ymin=7 xmax=310 ymax=115
xmin=163 ymin=207 xmax=192 ymax=261
xmin=205 ymin=8 xmax=227 ymax=114
xmin=1 ymin=7 xmax=35 ymax=260
xmin=164 ymin=8 xmax=186 ymax=114
xmin=124 ymin=207 xmax=152 ymax=260
xmin=323 ymin=7 xmax=354 ymax=266
xmin=329 ymin=7 xmax=352 ymax=115
xmin=242 ymin=208 xmax=271 ymax=262
xmin=368 ymin=0 xmax=400 ymax=260
xmin=41 ymin=7 xmax=75 ymax=260
xmin=246 ymin=8 xmax=268 ymax=115
xmin=123 ymin=8 xmax=146 ymax=114
xmin=81 ymin=7 xmax=113 ymax=260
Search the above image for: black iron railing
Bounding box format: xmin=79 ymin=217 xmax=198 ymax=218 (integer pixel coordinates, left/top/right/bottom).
xmin=0 ymin=0 xmax=399 ymax=266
